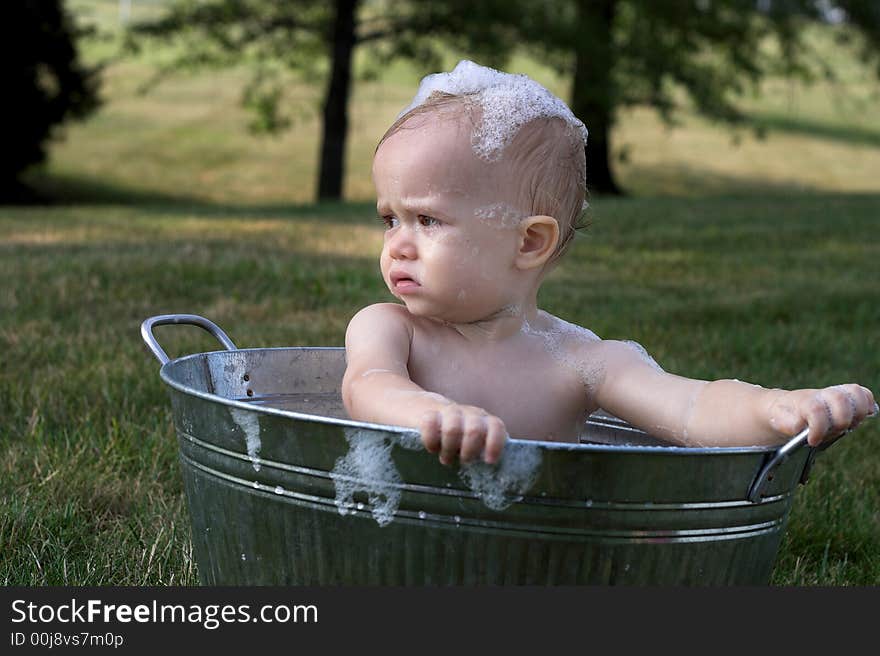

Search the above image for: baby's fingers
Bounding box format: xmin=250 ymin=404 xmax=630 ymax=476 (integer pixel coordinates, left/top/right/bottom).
xmin=419 ymin=411 xmax=442 ymax=454
xmin=438 ymin=406 xmax=464 ymax=466
xmin=859 ymin=385 xmax=877 ymax=418
xmin=459 ymin=413 xmax=488 ymax=464
xmin=819 ymin=387 xmax=858 ymax=444
xmin=805 ymin=384 xmax=873 ymax=447
xmin=483 ymin=416 xmax=507 ymax=465
xmin=802 ymin=394 xmax=833 ymax=447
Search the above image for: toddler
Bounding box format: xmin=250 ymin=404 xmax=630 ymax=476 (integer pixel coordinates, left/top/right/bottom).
xmin=342 ymin=61 xmax=876 ymax=465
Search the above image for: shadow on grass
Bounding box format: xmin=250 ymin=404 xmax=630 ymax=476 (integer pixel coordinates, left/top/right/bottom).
xmin=618 ymin=161 xmax=880 ymax=198
xmin=8 ymin=167 xmax=880 ymax=221
xmin=749 ymin=112 xmax=880 ymax=150
xmin=8 ymin=171 xmax=377 ymax=224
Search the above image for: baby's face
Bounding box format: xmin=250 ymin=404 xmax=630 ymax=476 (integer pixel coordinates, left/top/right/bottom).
xmin=372 ymin=113 xmax=524 ymax=323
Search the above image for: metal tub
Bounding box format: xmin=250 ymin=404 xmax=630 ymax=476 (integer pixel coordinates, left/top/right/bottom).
xmin=142 ymin=314 xmax=829 ymax=585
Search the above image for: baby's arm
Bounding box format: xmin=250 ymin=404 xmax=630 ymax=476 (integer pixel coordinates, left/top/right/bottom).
xmin=593 ymin=341 xmax=876 ymax=447
xmin=342 ymin=304 xmax=506 ymax=464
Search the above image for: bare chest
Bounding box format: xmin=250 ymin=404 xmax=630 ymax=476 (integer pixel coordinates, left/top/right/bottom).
xmin=406 ymin=329 xmax=593 ymax=442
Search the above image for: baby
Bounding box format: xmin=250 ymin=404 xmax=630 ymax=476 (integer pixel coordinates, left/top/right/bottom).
xmin=342 ymin=61 xmax=876 ymax=465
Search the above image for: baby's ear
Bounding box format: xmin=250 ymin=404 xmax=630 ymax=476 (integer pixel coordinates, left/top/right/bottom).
xmin=515 ymin=215 xmax=559 ymax=270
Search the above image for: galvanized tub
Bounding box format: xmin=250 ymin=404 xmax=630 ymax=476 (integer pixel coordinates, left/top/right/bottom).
xmin=142 ymin=314 xmax=832 ymax=585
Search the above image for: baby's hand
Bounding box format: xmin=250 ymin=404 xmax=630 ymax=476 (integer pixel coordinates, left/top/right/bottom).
xmin=419 ymin=405 xmax=508 ymax=465
xmin=766 ymin=384 xmax=877 ymax=447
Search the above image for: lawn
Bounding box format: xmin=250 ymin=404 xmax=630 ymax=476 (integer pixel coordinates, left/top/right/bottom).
xmin=2 ymin=195 xmax=877 ymax=585
xmin=0 ymin=1 xmax=878 ymax=585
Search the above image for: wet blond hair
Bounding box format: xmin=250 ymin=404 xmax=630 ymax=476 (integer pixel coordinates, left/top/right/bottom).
xmin=376 ymin=91 xmax=588 ymax=261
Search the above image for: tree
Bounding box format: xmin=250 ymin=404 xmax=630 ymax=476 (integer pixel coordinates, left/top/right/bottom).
xmin=128 ymin=0 xmax=524 ymax=201
xmin=129 ymin=1 xmax=880 ymax=199
xmin=515 ymin=0 xmax=880 ymax=194
xmin=2 ymin=0 xmax=100 ymax=199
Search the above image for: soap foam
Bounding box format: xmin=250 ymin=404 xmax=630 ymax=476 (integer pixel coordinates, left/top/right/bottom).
xmin=522 ymin=314 xmax=604 ymax=392
xmin=400 ymin=60 xmax=588 ymax=162
xmin=622 ymin=340 xmax=664 ymax=372
xmin=458 ymin=440 xmax=542 ymax=510
xmin=230 ymin=407 xmax=261 ymax=472
xmin=331 ymin=428 xmax=403 ymax=527
xmin=474 ymin=202 xmax=526 ymax=229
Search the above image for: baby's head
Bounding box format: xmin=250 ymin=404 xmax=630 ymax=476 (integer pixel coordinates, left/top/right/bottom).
xmin=372 ymin=61 xmax=588 ymax=322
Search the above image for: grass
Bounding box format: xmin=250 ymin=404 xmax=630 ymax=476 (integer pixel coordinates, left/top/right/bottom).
xmin=2 ymin=197 xmax=878 ymax=585
xmin=0 ymin=2 xmax=878 ymax=585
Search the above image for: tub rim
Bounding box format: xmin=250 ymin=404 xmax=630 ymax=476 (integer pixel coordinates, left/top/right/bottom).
xmin=158 ymin=346 xmax=784 ymax=457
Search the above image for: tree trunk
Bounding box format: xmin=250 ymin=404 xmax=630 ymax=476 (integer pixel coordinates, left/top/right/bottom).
xmin=317 ymin=0 xmax=358 ymax=201
xmin=571 ymin=0 xmax=622 ymax=195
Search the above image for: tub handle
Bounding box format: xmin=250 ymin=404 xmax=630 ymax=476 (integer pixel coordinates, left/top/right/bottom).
xmin=141 ymin=314 xmax=238 ymax=365
xmin=747 ymin=426 xmax=840 ymax=504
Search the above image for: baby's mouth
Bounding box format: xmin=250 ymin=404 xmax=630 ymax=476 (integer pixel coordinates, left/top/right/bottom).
xmin=390 ymin=271 xmax=420 ymax=293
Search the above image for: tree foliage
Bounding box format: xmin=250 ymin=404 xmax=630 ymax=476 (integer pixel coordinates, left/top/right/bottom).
xmin=510 ymin=0 xmax=880 ymax=193
xmin=2 ymin=0 xmax=100 ymax=199
xmin=127 ymin=1 xmax=880 ymax=198
xmin=127 ymin=0 xmax=523 ymax=200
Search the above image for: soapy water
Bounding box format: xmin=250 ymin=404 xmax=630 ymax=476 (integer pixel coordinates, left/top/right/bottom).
xmin=230 ymin=407 xmax=261 ymax=472
xmin=458 ymin=440 xmax=543 ymax=510
xmin=331 ymin=426 xmax=543 ymax=525
xmin=400 ymin=60 xmax=588 ymax=162
xmin=331 ymin=428 xmax=403 ymax=527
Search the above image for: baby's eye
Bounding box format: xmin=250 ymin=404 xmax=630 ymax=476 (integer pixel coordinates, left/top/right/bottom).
xmin=380 ymin=215 xmax=399 ymax=229
xmin=418 ymin=215 xmax=440 ymax=228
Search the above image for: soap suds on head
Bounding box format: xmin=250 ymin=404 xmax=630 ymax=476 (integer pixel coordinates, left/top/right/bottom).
xmin=230 ymin=407 xmax=261 ymax=472
xmin=331 ymin=428 xmax=403 ymax=527
xmin=458 ymin=440 xmax=542 ymax=510
xmin=400 ymin=60 xmax=588 ymax=162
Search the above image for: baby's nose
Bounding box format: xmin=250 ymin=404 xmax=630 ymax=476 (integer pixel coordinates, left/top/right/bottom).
xmin=387 ymin=228 xmax=417 ymax=260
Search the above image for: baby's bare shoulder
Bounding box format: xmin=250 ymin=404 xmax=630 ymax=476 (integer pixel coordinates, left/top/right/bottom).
xmin=532 ymin=312 xmax=601 ymax=350
xmin=345 ymin=303 xmax=414 ymax=346
xmin=530 ymin=315 xmax=663 ymax=375
xmin=348 ymin=302 xmax=411 ymax=329
xmin=590 ymin=338 xmax=664 ymax=371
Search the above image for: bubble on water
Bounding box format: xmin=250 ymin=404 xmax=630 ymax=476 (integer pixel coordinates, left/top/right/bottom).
xmin=418 ymin=511 xmax=427 ymax=520
xmin=454 ymin=515 xmax=461 ymax=525
xmin=274 ymin=486 xmax=285 ymax=495
xmin=241 ymin=553 xmax=246 ymax=561
xmin=458 ymin=440 xmax=542 ymax=510
xmin=331 ymin=428 xmax=403 ymax=527
xmin=400 ymin=60 xmax=588 ymax=162
xmin=396 ymin=430 xmax=424 ymax=451
xmin=230 ymin=407 xmax=262 ymax=472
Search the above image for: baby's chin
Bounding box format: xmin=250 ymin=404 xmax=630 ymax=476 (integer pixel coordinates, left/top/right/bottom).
xmin=398 ymin=300 xmax=497 ymax=325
